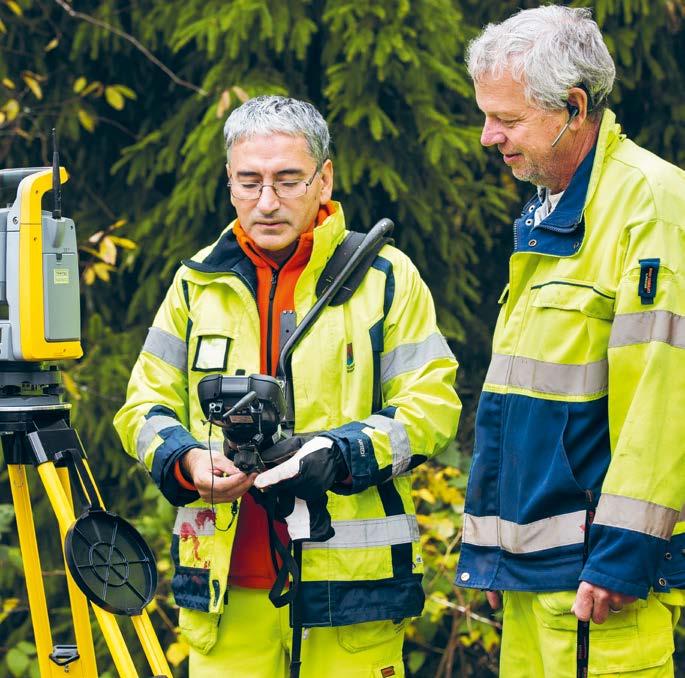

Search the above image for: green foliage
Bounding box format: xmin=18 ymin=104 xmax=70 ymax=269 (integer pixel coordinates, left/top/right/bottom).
xmin=0 ymin=0 xmax=683 ymax=675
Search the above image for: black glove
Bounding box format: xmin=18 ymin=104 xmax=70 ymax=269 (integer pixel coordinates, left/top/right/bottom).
xmin=254 ymin=436 xmax=348 ymax=500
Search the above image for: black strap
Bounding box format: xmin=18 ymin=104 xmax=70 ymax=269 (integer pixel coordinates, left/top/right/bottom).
xmin=577 ymin=507 xmax=595 ymax=678
xmin=252 ymin=489 xmax=300 ymax=608
xmin=315 ymin=231 xmax=393 ymax=306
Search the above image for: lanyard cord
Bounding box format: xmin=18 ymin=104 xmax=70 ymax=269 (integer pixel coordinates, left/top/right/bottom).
xmin=207 ymin=421 xmax=238 ymax=532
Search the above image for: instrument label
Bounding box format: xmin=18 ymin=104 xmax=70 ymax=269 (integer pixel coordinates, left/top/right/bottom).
xmin=54 ymin=268 xmax=70 ymax=285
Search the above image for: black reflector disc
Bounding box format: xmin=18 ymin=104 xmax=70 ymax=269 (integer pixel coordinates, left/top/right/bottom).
xmin=65 ymin=509 xmax=157 ymax=615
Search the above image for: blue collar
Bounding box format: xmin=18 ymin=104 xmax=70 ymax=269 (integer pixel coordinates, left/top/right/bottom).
xmin=537 ymin=145 xmax=596 ymax=232
xmin=513 ymin=145 xmax=596 ymax=256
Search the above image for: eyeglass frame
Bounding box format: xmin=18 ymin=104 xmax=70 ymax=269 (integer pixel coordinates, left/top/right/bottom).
xmin=227 ymin=168 xmax=321 ymax=201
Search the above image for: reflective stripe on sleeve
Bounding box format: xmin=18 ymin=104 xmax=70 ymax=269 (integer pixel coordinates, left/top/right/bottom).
xmin=363 ymin=413 xmax=412 ymax=475
xmin=381 ymin=332 xmax=455 ymax=383
xmin=142 ymin=326 xmax=187 ymax=371
xmin=609 ymin=310 xmax=685 ymax=349
xmin=485 ymin=353 xmax=607 ymax=396
xmin=462 ymin=511 xmax=587 ymax=554
xmin=136 ymin=414 xmax=183 ymax=463
xmin=302 ymin=514 xmax=419 ymax=550
xmin=173 ymin=507 xmax=216 ymax=537
xmin=594 ymin=493 xmax=679 ymax=540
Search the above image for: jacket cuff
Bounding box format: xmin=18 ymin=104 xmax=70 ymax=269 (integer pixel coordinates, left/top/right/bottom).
xmin=150 ymin=425 xmax=203 ymax=506
xmin=321 ymin=423 xmax=377 ymax=494
xmin=580 ymin=523 xmax=669 ymax=599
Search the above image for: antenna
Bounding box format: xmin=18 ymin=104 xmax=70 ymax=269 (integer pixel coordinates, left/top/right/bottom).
xmin=51 ymin=127 xmax=62 ymax=219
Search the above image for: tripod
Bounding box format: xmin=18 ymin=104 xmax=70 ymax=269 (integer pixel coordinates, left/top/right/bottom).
xmin=2 ymin=363 xmax=171 ymax=677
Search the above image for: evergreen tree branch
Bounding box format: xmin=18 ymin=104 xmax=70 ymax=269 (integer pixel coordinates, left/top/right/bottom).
xmin=52 ymin=0 xmax=208 ymax=96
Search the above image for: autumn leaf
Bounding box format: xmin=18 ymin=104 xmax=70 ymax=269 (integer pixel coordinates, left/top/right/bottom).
xmin=113 ymin=84 xmax=136 ymax=100
xmin=60 ymin=371 xmax=81 ymax=400
xmin=73 ymin=77 xmax=87 ymax=94
xmin=22 ymin=73 xmax=43 ymax=100
xmin=232 ymin=85 xmax=250 ymax=102
xmin=216 ymin=89 xmax=231 ymax=118
xmin=92 ymin=262 xmax=114 ymax=282
xmin=45 ymin=37 xmax=59 ymax=52
xmin=99 ymin=237 xmax=118 ymax=265
xmin=81 ymin=81 xmax=103 ymax=96
xmin=109 ymin=235 xmax=138 ymax=250
xmin=0 ymin=598 xmax=19 ymax=625
xmin=3 ymin=99 xmax=19 ymax=122
xmin=83 ymin=267 xmax=96 ymax=285
xmin=77 ymin=108 xmax=95 ymax=132
xmin=4 ymin=1 xmax=22 ymax=16
xmin=2 ymin=77 xmax=15 ymax=89
xmin=105 ymin=86 xmax=125 ymax=110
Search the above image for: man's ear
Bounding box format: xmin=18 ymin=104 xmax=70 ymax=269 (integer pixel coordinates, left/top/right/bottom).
xmin=566 ymin=87 xmax=589 ymax=129
xmin=319 ymin=158 xmax=334 ymax=204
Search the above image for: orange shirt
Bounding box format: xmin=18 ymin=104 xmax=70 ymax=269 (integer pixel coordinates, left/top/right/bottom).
xmin=228 ymin=204 xmax=333 ymax=588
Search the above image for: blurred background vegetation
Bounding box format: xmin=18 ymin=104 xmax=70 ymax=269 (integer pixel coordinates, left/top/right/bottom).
xmin=0 ymin=0 xmax=683 ymax=675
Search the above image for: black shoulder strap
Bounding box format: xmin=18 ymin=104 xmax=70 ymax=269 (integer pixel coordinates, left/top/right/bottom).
xmin=315 ymin=231 xmax=392 ymax=306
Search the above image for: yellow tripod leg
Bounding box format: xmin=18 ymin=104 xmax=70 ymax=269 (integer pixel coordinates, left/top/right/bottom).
xmin=55 ymin=466 xmax=98 ymax=676
xmin=75 ymin=457 xmax=172 ymax=678
xmin=37 ymin=461 xmax=139 ymax=678
xmin=132 ymin=611 xmax=172 ymax=677
xmin=8 ymin=464 xmax=57 ymax=677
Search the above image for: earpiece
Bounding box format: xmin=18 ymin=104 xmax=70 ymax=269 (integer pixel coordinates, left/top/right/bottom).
xmin=551 ymin=101 xmax=580 ymax=147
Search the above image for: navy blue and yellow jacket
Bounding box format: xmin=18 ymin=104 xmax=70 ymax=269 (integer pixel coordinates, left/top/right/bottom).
xmin=456 ymin=110 xmax=685 ymax=600
xmin=114 ymin=203 xmax=461 ymax=653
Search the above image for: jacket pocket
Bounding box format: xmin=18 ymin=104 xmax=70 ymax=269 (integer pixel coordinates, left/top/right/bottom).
xmin=531 ymin=280 xmax=615 ymax=320
xmin=337 ymin=618 xmax=407 ymax=653
xmin=191 ymin=329 xmax=231 ymax=372
xmin=525 ymin=279 xmax=615 ymax=368
xmin=178 ymin=607 xmax=220 ymax=655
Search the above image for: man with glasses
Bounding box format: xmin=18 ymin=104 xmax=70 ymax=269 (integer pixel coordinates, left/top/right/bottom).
xmin=115 ymin=95 xmax=461 ymax=676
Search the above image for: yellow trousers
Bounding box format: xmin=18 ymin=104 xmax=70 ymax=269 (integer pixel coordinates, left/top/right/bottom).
xmin=189 ymin=586 xmax=406 ymax=677
xmin=501 ymin=591 xmax=680 ymax=677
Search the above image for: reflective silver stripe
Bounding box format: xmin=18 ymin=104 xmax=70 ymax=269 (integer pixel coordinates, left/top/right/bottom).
xmin=302 ymin=514 xmax=419 ymax=550
xmin=381 ymin=332 xmax=455 ymax=383
xmin=594 ymin=494 xmax=679 ymax=540
xmin=173 ymin=507 xmax=216 ymax=537
xmin=609 ymin=310 xmax=685 ymax=349
xmin=363 ymin=414 xmax=412 ymax=475
xmin=136 ymin=414 xmax=182 ymax=463
xmin=485 ymin=353 xmax=607 ymax=396
xmin=142 ymin=326 xmax=187 ymax=371
xmin=462 ymin=511 xmax=587 ymax=554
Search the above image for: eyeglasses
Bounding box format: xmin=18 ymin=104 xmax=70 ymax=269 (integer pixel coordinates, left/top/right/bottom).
xmin=227 ymin=169 xmax=319 ymax=200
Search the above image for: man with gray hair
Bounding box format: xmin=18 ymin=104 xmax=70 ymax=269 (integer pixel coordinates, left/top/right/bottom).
xmin=455 ymin=6 xmax=685 ymax=676
xmin=115 ymin=95 xmax=461 ymax=676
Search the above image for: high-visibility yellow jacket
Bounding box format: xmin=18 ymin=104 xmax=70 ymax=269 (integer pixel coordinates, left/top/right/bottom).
xmin=456 ymin=110 xmax=685 ymax=600
xmin=114 ymin=203 xmax=461 ymax=653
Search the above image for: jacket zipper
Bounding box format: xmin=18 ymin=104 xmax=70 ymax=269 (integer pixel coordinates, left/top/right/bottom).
xmin=266 ymin=268 xmax=279 ymax=375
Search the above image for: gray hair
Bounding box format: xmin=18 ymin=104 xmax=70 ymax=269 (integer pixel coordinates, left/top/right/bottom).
xmin=223 ymin=95 xmax=330 ymax=168
xmin=466 ymin=6 xmax=615 ymax=114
